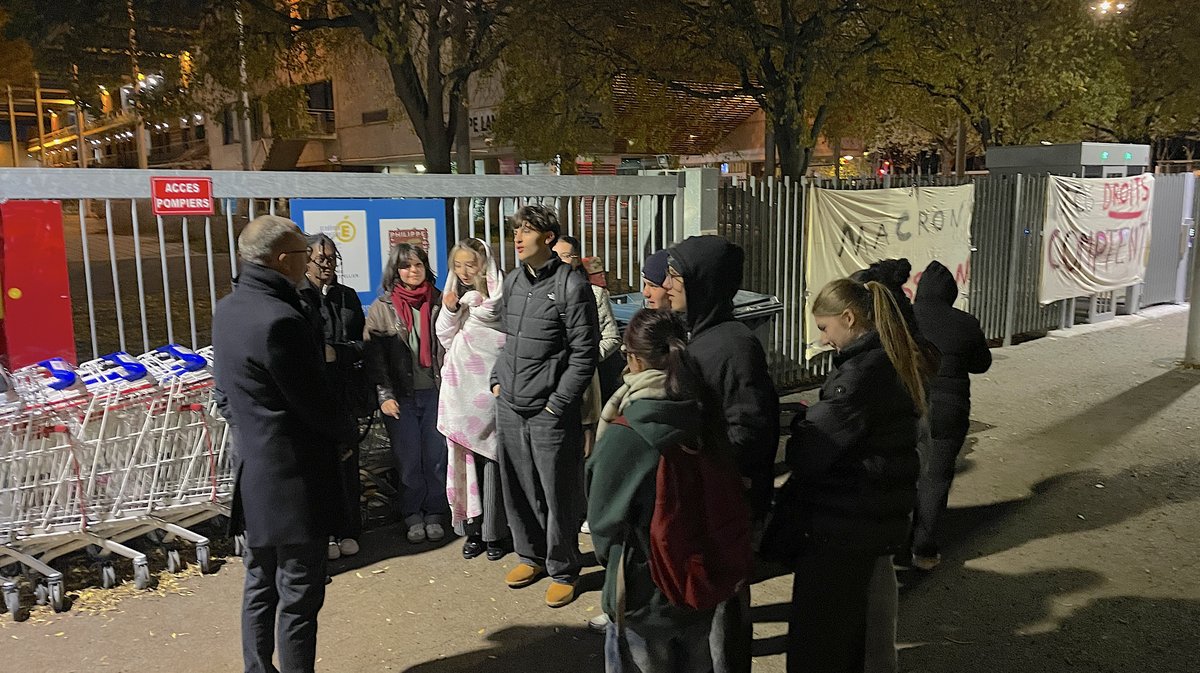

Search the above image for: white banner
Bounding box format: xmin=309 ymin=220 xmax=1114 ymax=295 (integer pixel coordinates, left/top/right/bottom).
xmin=805 ymin=184 xmax=975 ymax=356
xmin=300 ymin=209 xmax=371 ymax=293
xmin=1039 ymin=174 xmax=1154 ymax=305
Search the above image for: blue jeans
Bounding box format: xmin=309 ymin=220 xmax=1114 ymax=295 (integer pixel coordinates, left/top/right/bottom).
xmin=382 ymin=388 xmax=448 ymax=526
xmin=605 ymin=618 xmax=714 ymax=673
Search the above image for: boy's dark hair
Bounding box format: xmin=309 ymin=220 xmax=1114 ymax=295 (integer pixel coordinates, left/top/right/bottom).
xmin=559 ymin=235 xmax=582 ymax=256
xmin=511 ymin=204 xmax=561 ymax=238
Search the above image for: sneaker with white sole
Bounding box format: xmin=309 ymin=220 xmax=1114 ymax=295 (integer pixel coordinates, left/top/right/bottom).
xmin=425 ymin=523 xmax=445 ymax=542
xmin=327 ymin=539 xmax=341 ymax=561
xmin=339 ymin=538 xmax=360 ymax=556
xmin=588 ymin=613 xmax=610 ymax=632
xmin=406 ymin=524 xmax=427 ymax=544
xmin=912 ymin=554 xmax=941 ymax=571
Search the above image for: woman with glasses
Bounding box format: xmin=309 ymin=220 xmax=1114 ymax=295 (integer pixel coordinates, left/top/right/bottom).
xmin=298 ymin=233 xmax=369 ymax=561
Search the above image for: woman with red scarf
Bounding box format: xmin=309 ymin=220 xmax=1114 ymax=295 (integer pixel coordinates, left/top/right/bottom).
xmin=365 ymin=243 xmax=448 ymax=544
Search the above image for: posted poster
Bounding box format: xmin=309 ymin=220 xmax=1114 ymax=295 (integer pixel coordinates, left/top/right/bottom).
xmin=1038 ymin=174 xmax=1154 ymax=305
xmin=805 ymin=184 xmax=975 ymax=357
xmin=291 ymin=199 xmax=447 ymax=307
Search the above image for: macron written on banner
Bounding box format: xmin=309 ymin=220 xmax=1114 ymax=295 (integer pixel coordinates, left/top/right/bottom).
xmin=805 ymin=184 xmax=975 ymax=358
xmin=1038 ymin=174 xmax=1154 ymax=305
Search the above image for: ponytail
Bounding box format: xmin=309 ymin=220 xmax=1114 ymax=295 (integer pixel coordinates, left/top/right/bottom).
xmin=864 ymin=280 xmax=928 ymax=415
xmin=623 ymin=309 xmax=703 ymax=402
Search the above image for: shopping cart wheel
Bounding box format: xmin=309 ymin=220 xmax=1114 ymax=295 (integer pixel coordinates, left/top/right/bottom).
xmin=47 ymin=581 xmax=65 ymax=613
xmin=100 ymin=564 xmax=117 ymax=589
xmin=197 ymin=545 xmax=211 ymax=574
xmin=3 ymin=584 xmax=19 ymax=617
xmin=133 ymin=563 xmax=150 ymax=590
xmin=167 ymin=550 xmax=182 ymax=573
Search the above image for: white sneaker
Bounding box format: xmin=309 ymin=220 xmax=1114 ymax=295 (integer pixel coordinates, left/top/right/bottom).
xmin=339 ymin=538 xmax=360 ymax=556
xmin=425 ymin=523 xmax=445 ymax=542
xmin=588 ymin=612 xmax=610 ymax=632
xmin=406 ymin=524 xmax=427 ymax=544
xmin=327 ymin=539 xmax=342 ymax=560
xmin=580 ymin=520 xmax=591 ymax=535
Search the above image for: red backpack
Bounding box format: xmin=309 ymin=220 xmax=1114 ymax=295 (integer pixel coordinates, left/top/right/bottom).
xmin=613 ymin=416 xmax=754 ymax=611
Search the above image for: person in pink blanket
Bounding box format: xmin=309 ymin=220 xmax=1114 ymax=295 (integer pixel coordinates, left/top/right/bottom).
xmin=436 ymin=238 xmax=513 ymax=561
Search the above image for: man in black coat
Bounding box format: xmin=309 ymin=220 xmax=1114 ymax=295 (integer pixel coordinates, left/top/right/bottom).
xmin=213 ymin=215 xmax=357 ymax=673
xmin=910 ymin=260 xmax=992 ymax=570
xmin=664 ymin=235 xmax=779 ymax=673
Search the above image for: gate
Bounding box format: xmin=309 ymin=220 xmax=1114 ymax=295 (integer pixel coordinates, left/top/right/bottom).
xmin=1142 ymin=172 xmax=1195 ymax=307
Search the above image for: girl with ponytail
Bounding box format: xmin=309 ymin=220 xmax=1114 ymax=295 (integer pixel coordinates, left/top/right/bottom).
xmin=772 ymin=277 xmax=929 ymax=673
xmin=585 ymin=309 xmax=720 ymax=672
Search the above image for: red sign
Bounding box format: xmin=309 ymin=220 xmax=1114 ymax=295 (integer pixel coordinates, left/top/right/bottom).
xmin=150 ymin=177 xmax=215 ymax=216
xmin=0 ymin=200 xmax=77 ymax=367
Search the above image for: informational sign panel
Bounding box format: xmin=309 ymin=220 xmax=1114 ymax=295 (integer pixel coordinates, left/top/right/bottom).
xmin=150 ymin=177 xmax=215 ymax=216
xmin=291 ymin=199 xmax=448 ymax=307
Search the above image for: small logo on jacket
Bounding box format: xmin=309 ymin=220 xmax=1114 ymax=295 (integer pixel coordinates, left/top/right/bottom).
xmin=547 ymin=292 xmax=556 ymax=301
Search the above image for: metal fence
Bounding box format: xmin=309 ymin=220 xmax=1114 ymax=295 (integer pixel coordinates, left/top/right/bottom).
xmin=718 ymin=171 xmax=1191 ymax=390
xmin=0 ymin=169 xmax=685 ymax=361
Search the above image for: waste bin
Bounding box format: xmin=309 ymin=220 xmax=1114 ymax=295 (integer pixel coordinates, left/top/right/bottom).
xmin=609 ymin=289 xmax=784 ymax=350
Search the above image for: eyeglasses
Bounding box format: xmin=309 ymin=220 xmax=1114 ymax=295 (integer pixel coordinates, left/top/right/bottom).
xmin=281 ymin=249 xmax=309 ymax=256
xmin=558 ymin=252 xmax=579 ymax=261
xmin=512 ymin=224 xmax=543 ymax=236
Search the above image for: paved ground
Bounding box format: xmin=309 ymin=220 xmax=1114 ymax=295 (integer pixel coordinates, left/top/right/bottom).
xmin=4 ymin=308 xmax=1200 ymax=672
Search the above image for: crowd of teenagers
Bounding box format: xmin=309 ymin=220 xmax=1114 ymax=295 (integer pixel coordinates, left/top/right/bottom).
xmin=214 ymin=207 xmax=991 ymax=673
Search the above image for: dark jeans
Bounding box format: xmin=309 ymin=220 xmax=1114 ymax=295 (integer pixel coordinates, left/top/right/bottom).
xmin=383 ymin=387 xmax=448 ymax=527
xmin=606 ymin=618 xmax=715 ymax=673
xmin=787 ymin=545 xmax=890 ymax=673
xmin=911 ymin=395 xmax=971 ymax=558
xmin=335 ymin=446 xmax=362 ymax=540
xmin=242 ymin=541 xmax=327 ymax=673
xmin=496 ymin=399 xmax=583 ymax=582
xmin=709 ymin=585 xmax=753 ymax=673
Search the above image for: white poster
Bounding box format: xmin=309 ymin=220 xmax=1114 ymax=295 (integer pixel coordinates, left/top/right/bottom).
xmin=299 ymin=209 xmax=371 ymax=293
xmin=805 ymin=184 xmax=975 ymax=356
xmin=1039 ymin=174 xmax=1154 ymax=305
xmin=379 ymin=217 xmax=443 ymax=281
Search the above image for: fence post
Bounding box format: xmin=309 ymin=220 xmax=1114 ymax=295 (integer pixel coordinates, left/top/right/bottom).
xmin=1002 ymin=174 xmax=1025 ymax=347
xmin=1184 ymin=226 xmax=1200 ymax=365
xmin=679 ymin=167 xmax=718 ymax=238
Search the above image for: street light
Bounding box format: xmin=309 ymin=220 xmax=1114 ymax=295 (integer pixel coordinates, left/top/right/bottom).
xmin=1091 ymin=1 xmax=1129 ymax=14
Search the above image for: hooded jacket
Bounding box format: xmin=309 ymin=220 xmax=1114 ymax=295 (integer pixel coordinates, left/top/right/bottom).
xmin=785 ymin=331 xmax=920 ymax=552
xmin=587 ymin=393 xmax=712 ymax=628
xmin=913 ymin=261 xmax=992 ymax=399
xmin=667 ymin=236 xmax=780 ymax=517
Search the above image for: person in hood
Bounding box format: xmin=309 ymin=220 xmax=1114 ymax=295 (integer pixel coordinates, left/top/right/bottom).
xmin=778 ymin=276 xmax=929 ymax=673
xmin=663 ymin=235 xmax=778 ymax=673
xmin=909 ymin=260 xmax=992 ymax=570
xmin=587 ymin=308 xmax=716 ymax=673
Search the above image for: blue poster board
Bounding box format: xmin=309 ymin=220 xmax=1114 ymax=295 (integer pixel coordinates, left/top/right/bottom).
xmin=291 ymin=199 xmax=448 ymax=308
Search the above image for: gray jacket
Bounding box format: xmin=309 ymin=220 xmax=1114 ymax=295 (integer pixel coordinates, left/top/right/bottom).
xmin=491 ymin=257 xmax=600 ymax=415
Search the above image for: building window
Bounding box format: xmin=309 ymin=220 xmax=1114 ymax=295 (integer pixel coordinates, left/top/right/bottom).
xmin=362 ymin=109 xmax=388 ymax=125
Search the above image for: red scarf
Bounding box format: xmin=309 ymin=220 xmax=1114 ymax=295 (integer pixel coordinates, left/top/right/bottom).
xmin=390 ymin=281 xmax=434 ymax=369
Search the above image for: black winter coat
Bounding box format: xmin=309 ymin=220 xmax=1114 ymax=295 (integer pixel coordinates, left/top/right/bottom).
xmin=913 ymin=261 xmax=992 ymax=400
xmin=212 ymin=262 xmax=358 ymax=547
xmin=490 ymin=256 xmax=600 ymax=415
xmin=298 ymin=278 xmax=371 ymax=417
xmin=668 ymin=236 xmax=780 ymax=518
xmin=785 ymin=331 xmax=919 ymax=553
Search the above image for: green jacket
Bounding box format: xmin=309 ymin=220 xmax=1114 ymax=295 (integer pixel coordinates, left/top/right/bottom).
xmin=586 ymin=397 xmax=713 ymax=627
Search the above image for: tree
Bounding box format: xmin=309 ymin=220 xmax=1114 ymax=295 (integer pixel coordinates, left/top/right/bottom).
xmin=227 ymin=0 xmax=514 ymax=174
xmin=879 ymin=0 xmax=1127 ymax=151
xmin=497 ymin=0 xmax=900 ymax=178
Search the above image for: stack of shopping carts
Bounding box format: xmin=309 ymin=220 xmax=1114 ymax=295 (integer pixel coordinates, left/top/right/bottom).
xmin=0 ymin=345 xmax=232 ymax=618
